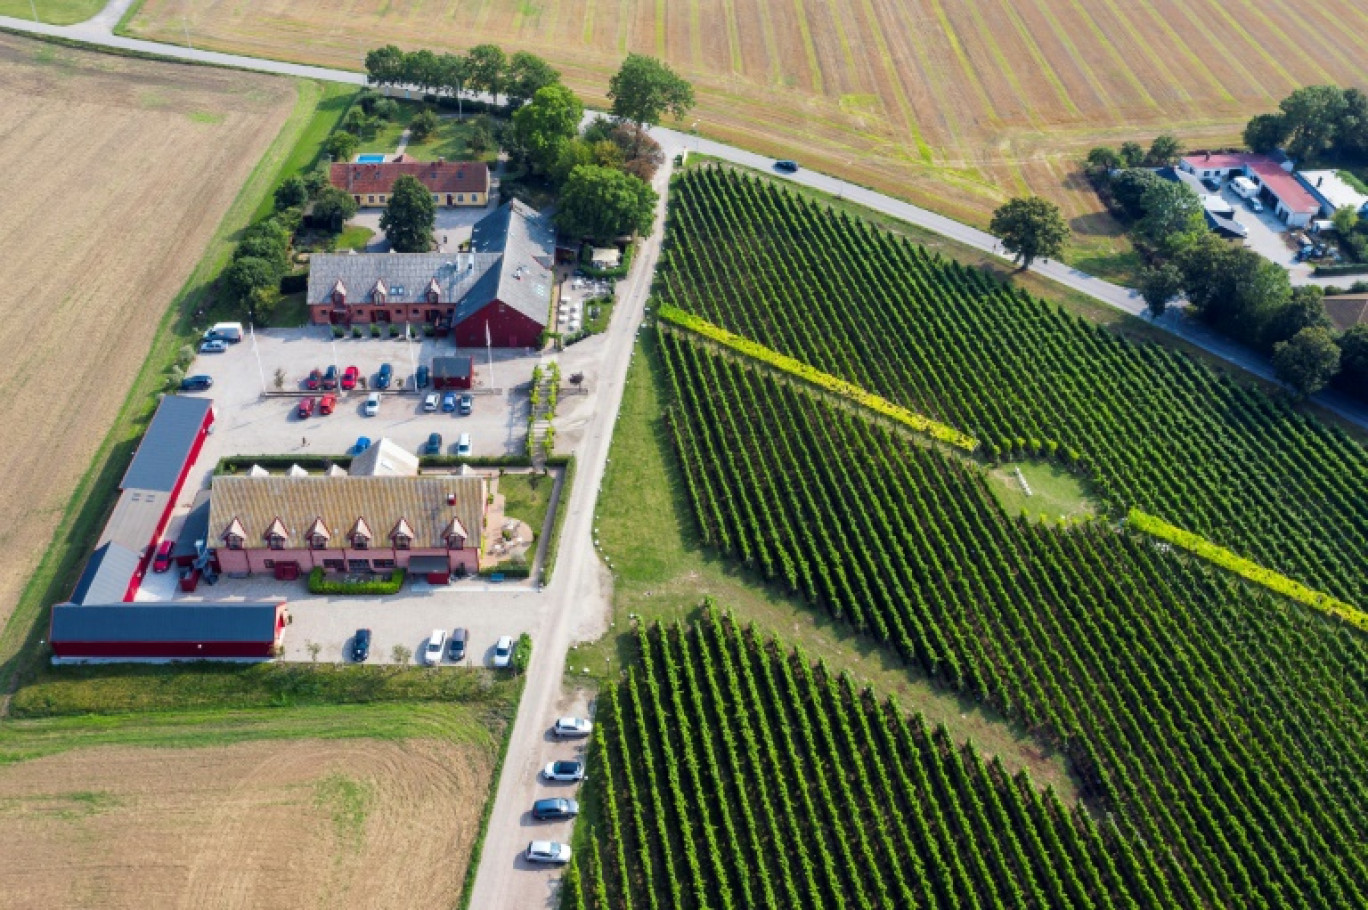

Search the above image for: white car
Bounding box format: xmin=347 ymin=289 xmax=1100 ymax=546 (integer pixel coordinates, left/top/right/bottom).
xmin=456 ymin=432 xmax=472 ymax=456
xmin=542 ymin=760 xmax=585 ymax=782
xmin=492 ymin=635 xmax=513 ymax=668
xmin=423 ymin=628 xmax=446 ymax=665
xmin=363 ymin=392 xmax=381 ymax=416
xmin=525 ymin=841 xmax=573 ymax=865
xmin=422 ymin=392 xmax=439 ymax=412
xmin=552 ymin=717 xmax=594 ymax=739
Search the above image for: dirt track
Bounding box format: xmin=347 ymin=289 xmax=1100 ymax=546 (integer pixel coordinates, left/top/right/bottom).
xmin=0 ymin=737 xmax=490 ymax=908
xmin=0 ymin=34 xmax=293 ymax=630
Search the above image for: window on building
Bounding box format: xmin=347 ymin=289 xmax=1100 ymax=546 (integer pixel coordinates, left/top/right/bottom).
xmin=457 ymin=194 xmax=464 ymax=203
xmin=268 ymin=536 xmax=284 ymax=551
xmin=311 ymin=535 xmax=327 ymax=549
xmin=263 ymin=559 xmax=275 ymax=568
xmin=395 ymin=538 xmax=410 ymax=550
xmin=373 ymin=558 xmax=396 ymax=569
xmin=347 ymin=559 xmax=371 ymax=571
xmin=353 ymin=537 xmax=369 ymax=550
xmin=367 ymin=195 xmax=375 ymax=203
xmin=226 ymin=536 xmax=242 ymax=550
xmin=323 ymin=558 xmax=345 ymax=570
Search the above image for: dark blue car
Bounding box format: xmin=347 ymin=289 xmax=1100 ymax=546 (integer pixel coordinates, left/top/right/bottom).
xmin=376 ymin=363 xmax=393 ymax=389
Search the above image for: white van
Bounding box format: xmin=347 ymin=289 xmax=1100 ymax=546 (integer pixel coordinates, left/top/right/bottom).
xmin=423 ymin=629 xmax=447 ymax=665
xmin=456 ymin=433 xmax=472 ymax=456
xmin=204 ymin=321 xmax=244 ymax=344
xmin=1231 ymin=176 xmax=1260 ymax=200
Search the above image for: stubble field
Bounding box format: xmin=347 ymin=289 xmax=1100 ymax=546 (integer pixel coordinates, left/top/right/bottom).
xmin=0 ymin=34 xmax=294 ymax=632
xmin=126 ymin=0 xmax=1368 ymax=268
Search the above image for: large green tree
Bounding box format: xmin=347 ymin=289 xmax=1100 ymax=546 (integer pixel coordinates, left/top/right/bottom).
xmin=511 ymin=84 xmax=584 ymax=177
xmin=1280 ymin=85 xmax=1348 ymax=160
xmin=989 ymin=196 xmax=1070 ymax=268
xmin=608 ymin=54 xmax=694 ymax=152
xmin=1178 ymin=233 xmax=1291 ymax=345
xmin=364 ymin=44 xmax=406 ymax=87
xmin=1273 ymin=326 xmax=1341 ymax=397
xmin=312 ymin=186 xmax=359 ymax=233
xmin=1336 ymin=323 xmax=1368 ymax=398
xmin=1243 ymin=112 xmax=1289 ymax=153
xmin=467 ymin=44 xmax=509 ymax=106
xmin=326 ymin=130 xmax=358 ymax=163
xmin=1138 ymin=263 xmax=1184 ymax=320
xmin=220 ymin=256 xmax=280 ymax=318
xmin=1135 ymin=180 xmax=1204 ymax=252
xmin=436 ymin=53 xmax=471 ymax=118
xmin=506 ymin=52 xmax=560 ymax=107
xmin=380 ymin=174 xmax=436 ymax=252
xmin=1145 ymin=134 xmax=1183 ymax=166
xmin=555 ymin=165 xmax=658 ymax=243
xmin=273 ymin=175 xmax=308 ymax=211
xmin=1265 ymin=285 xmax=1331 ymax=347
xmin=1108 ymin=168 xmax=1166 ymax=221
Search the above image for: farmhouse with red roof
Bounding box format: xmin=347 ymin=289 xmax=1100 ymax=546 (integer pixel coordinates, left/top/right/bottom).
xmin=1179 ymin=151 xmax=1319 ymax=227
xmin=330 ymin=156 xmax=491 ymax=207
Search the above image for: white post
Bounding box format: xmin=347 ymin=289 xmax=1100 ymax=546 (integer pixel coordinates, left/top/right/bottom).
xmin=406 ymin=321 xmax=418 ymax=388
xmin=29 ymin=0 xmax=38 ymax=22
xmin=330 ymin=337 xmax=340 ymax=387
xmin=250 ymin=322 xmax=267 ymax=395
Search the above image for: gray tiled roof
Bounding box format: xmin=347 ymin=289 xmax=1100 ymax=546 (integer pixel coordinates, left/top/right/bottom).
xmin=308 ymin=201 xmax=554 ymax=330
xmin=172 ymin=492 xmax=212 ymax=560
xmin=121 ymin=396 xmax=213 ymax=492
xmin=70 ymin=541 xmax=141 ymax=605
xmin=51 ymin=602 xmax=283 ymax=643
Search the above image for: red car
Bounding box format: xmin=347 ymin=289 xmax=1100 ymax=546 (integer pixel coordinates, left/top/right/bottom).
xmin=305 ymin=368 xmax=322 ymax=390
xmin=341 ymin=366 xmax=359 ymax=390
xmin=319 ymin=394 xmax=337 ymax=415
xmin=152 ymin=540 xmax=175 ymax=573
xmin=297 ymin=396 xmax=315 ymax=418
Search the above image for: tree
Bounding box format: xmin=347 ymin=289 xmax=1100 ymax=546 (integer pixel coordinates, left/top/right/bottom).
xmin=1273 ymin=326 xmax=1341 ymax=397
xmin=405 ymin=49 xmax=441 ymax=93
xmin=1265 ymin=285 xmax=1331 ymax=347
xmin=326 ymin=130 xmax=358 ymax=163
xmin=555 ymin=165 xmax=658 ymax=243
xmin=273 ymin=175 xmax=308 ymax=211
xmin=608 ymin=54 xmax=694 ymax=153
xmin=409 ymin=108 xmax=439 ymax=142
xmin=1146 ymin=134 xmax=1183 ymax=166
xmin=1335 ymin=88 xmax=1368 ymax=158
xmin=436 ymin=53 xmax=470 ymax=118
xmin=364 ymin=44 xmax=406 ymax=87
xmin=467 ymin=44 xmax=508 ymax=106
xmin=989 ymin=196 xmax=1070 ymax=268
xmin=312 ymin=186 xmax=359 ymax=233
xmin=1279 ymin=85 xmax=1347 ymax=160
xmin=506 ymin=51 xmax=560 ymax=107
xmin=1178 ymin=234 xmax=1291 ymax=346
xmin=1336 ymin=323 xmax=1368 ymax=398
xmin=220 ymin=256 xmax=279 ymax=315
xmin=1243 ymin=112 xmax=1289 ymax=153
xmin=1108 ymin=168 xmax=1166 ymax=221
xmin=608 ymin=123 xmax=665 ymax=181
xmin=511 ymin=84 xmax=584 ymax=176
xmin=380 ymin=175 xmax=435 ymax=252
xmin=1119 ymin=141 xmax=1145 ymax=168
xmin=1138 ymin=263 xmax=1183 ymax=320
xmin=1332 ymin=204 xmax=1359 ymax=237
xmin=466 ymin=116 xmax=494 ymax=154
xmin=1135 ymin=180 xmax=1204 ymax=252
xmin=236 ymin=233 xmax=289 ymax=273
xmin=302 ymin=165 xmax=330 ymax=198
xmin=1085 ymin=146 xmax=1120 ymax=173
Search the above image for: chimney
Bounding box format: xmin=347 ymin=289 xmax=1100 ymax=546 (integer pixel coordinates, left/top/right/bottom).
xmin=1204 ymin=152 xmax=1210 ymax=161
xmin=438 ymin=156 xmax=445 ymax=164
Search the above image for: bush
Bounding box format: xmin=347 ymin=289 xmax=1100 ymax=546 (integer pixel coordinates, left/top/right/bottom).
xmin=332 ymin=325 xmax=345 ymax=339
xmin=511 ymin=633 xmax=532 ymax=673
xmin=307 ymin=567 xmax=406 ymax=595
xmin=279 ymin=272 xmax=309 ymax=294
xmin=1313 ymin=262 xmax=1368 ymax=277
xmin=479 ymin=558 xmax=532 ymax=579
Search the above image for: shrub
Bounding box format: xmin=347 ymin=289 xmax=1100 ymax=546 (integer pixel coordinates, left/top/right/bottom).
xmin=352 ymin=326 xmax=362 ymax=338
xmin=307 ymin=567 xmax=406 ymax=595
xmin=511 ymin=633 xmax=532 ymax=673
xmin=332 ymin=326 xmax=345 ymax=339
xmin=370 ymin=323 xmax=382 ymax=337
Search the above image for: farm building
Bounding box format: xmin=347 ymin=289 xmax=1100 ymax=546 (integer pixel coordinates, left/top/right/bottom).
xmin=1298 ymin=171 xmax=1368 ymax=218
xmin=1179 ymin=152 xmax=1319 ymax=226
xmin=307 ymin=200 xmax=553 ymax=347
xmin=1156 ymin=168 xmax=1247 ymax=239
xmin=329 ymin=157 xmax=490 ymax=207
xmin=49 ymin=601 xmax=287 ymax=662
xmin=66 ymin=395 xmax=214 ymax=604
xmin=1323 ymin=294 xmax=1368 ymax=332
xmin=208 ymin=474 xmax=486 ymax=581
xmin=1179 ymin=151 xmax=1293 ymax=180
xmin=433 ymin=356 xmax=474 ymax=390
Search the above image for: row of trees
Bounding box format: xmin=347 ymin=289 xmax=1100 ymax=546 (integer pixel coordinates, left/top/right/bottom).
xmin=1084 ymin=133 xmax=1183 ymax=172
xmin=1244 ymin=85 xmax=1368 ymax=162
xmin=364 ymin=43 xmax=559 ymax=112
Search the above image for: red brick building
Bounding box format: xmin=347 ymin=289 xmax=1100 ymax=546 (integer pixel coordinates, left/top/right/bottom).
xmin=329 ymin=157 xmax=490 ymax=207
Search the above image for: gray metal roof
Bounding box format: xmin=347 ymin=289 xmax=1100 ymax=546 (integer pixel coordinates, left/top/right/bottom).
xmin=470 ymin=200 xmax=556 ymax=327
xmin=70 ymin=542 xmax=141 ymax=604
xmin=172 ymin=491 xmax=212 ymax=560
xmin=433 ymin=356 xmax=473 ymax=379
xmin=121 ymin=396 xmax=213 ymax=492
xmin=97 ymin=488 xmax=169 ymax=553
xmin=50 ymin=602 xmax=282 ymax=643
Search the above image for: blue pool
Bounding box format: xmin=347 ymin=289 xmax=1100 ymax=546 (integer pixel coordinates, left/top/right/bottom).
xmin=356 ymin=154 xmax=386 ymax=163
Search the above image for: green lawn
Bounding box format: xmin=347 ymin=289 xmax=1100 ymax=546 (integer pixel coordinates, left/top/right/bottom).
xmin=985 ymin=459 xmax=1100 ymax=523
xmin=577 ymin=330 xmax=1078 ymax=796
xmin=353 ymin=101 xmax=499 ymax=164
xmin=333 ymin=224 xmax=374 ymax=251
xmin=0 ymin=0 xmax=103 ymax=25
xmin=498 ymin=471 xmax=554 ymax=541
xmin=249 ymin=81 xmax=357 ymax=223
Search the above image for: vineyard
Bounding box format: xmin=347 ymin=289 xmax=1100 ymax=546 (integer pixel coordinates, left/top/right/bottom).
xmin=563 ymin=609 xmax=1172 ymax=910
xmin=657 ymin=167 xmax=1368 ymax=607
xmin=573 ymin=327 xmax=1368 ymax=907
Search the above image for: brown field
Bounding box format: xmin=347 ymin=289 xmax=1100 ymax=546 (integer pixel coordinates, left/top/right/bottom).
xmin=0 ymin=736 xmax=489 ymax=908
xmin=0 ymin=35 xmax=294 ymax=631
xmin=126 ymin=0 xmax=1368 ymax=263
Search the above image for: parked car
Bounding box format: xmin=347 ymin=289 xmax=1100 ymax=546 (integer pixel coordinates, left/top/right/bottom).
xmin=203 ymin=321 xmax=244 ymax=344
xmin=318 ymin=394 xmax=337 ymax=415
xmin=305 ymin=369 xmax=322 ymax=390
xmin=199 ymin=339 xmax=228 ymax=354
xmin=423 ymin=392 xmax=439 ymax=412
xmin=416 ymin=364 xmax=430 ymax=388
xmin=442 ymin=391 xmax=458 ymax=413
xmin=352 ymin=628 xmax=372 ymax=662
xmin=541 ymin=760 xmax=585 ymax=782
xmin=458 ymin=393 xmax=474 ymax=415
xmin=297 ymin=397 xmax=315 ymax=418
xmin=423 ymin=629 xmax=447 ymax=665
xmin=425 ymin=432 xmax=443 ymax=455
xmin=376 ymin=363 xmax=393 ymax=389
xmin=525 ymin=841 xmax=573 ymax=865
xmin=456 ymin=433 xmax=472 ymax=456
xmin=151 ymin=540 xmax=175 ymax=573
xmin=531 ymin=798 xmax=580 ymax=821
xmin=341 ymin=366 xmax=359 ymax=390
xmin=363 ymin=392 xmax=381 ymax=416
xmin=448 ymin=627 xmax=468 ymax=662
xmin=1201 ymin=176 xmax=1221 ymax=192
xmin=492 ymin=634 xmax=513 ymax=668
xmin=354 ymin=436 xmax=372 ymax=454
xmin=322 ymin=365 xmax=339 ymax=390
xmin=774 ymin=159 xmax=799 ymax=173
xmin=553 ymin=717 xmax=594 ymax=739
xmin=180 ymin=375 xmax=213 ymax=391
xmin=1246 ymin=198 xmax=1264 ymax=213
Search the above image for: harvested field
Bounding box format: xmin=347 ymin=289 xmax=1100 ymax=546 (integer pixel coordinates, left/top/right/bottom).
xmin=0 ymin=735 xmax=492 ymax=908
xmin=126 ymin=0 xmax=1368 ymax=251
xmin=0 ymin=35 xmax=294 ymax=632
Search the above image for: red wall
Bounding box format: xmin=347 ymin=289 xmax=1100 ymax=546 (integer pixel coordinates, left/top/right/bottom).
xmin=452 ymin=300 xmax=544 ymax=348
xmin=51 ymin=640 xmax=275 ymax=659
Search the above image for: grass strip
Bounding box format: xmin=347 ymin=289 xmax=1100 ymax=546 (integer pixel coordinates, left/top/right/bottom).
xmin=1128 ymin=509 xmax=1366 ymax=630
xmin=456 ymin=673 xmax=526 ymax=909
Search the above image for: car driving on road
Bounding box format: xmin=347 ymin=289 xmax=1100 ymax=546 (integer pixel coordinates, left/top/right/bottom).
xmin=774 ymin=159 xmax=799 ymax=173
xmin=552 ymin=717 xmax=594 ymax=739
xmin=531 ymin=798 xmax=579 ymax=821
xmin=542 ymin=760 xmax=585 ymax=782
xmin=525 ymin=841 xmax=573 ymax=865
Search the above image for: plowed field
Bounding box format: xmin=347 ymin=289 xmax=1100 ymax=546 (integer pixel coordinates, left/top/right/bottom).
xmin=0 ymin=34 xmax=294 ymax=631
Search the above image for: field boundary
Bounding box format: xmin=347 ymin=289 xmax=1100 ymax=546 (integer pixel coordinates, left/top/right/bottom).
xmin=655 ymin=303 xmax=979 ymax=451
xmin=1128 ymin=509 xmax=1367 ymax=630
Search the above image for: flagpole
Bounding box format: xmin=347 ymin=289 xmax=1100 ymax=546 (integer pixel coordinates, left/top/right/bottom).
xmin=485 ymin=320 xmax=495 ymax=390
xmin=250 ymin=321 xmax=267 ymax=395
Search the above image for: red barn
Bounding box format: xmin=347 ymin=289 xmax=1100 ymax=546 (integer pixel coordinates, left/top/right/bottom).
xmin=49 ymin=602 xmax=287 ymax=662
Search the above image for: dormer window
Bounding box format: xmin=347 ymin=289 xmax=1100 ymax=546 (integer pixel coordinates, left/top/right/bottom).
xmin=223 ymin=517 xmax=247 ymax=551
xmin=391 ymin=518 xmax=414 ymax=551
xmin=371 ymin=278 xmax=387 ymax=305
xmin=350 ymin=517 xmax=373 ymax=550
xmin=426 ymin=277 xmax=441 ymax=304
xmin=331 ymin=279 xmax=347 ymax=306
xmin=443 ymin=516 xmax=468 ymax=551
xmin=265 ymin=517 xmax=289 ymax=550
xmin=307 ymin=517 xmax=331 ymax=550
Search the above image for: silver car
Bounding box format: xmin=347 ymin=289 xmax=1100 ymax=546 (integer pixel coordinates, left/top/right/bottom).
xmin=526 ymin=841 xmax=573 ymax=865
xmin=552 ymin=717 xmax=593 ymax=739
xmin=542 ymin=760 xmax=585 ymax=782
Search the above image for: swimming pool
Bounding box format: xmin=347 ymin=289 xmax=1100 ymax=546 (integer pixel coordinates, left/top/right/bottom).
xmin=356 ymin=154 xmax=386 ymax=163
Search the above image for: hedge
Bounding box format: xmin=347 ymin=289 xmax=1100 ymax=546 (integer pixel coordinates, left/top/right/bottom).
xmin=1313 ymin=263 xmax=1368 ymax=277
xmin=656 ymin=304 xmax=979 ymax=452
xmin=218 ymin=455 xmax=353 ymax=474
xmin=307 ymin=567 xmax=406 ymax=595
xmin=479 ymin=561 xmax=531 ymax=578
xmin=511 ymin=633 xmax=532 ymax=673
xmin=1127 ymin=509 xmax=1367 ymax=631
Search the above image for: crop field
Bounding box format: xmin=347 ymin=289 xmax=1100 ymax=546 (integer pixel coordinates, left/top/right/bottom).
xmin=0 ymin=34 xmax=295 ymax=634
xmin=127 ymin=0 xmax=1368 ymax=262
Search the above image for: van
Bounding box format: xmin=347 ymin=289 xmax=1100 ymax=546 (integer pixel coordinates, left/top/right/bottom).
xmin=423 ymin=629 xmax=447 ymax=665
xmin=205 ymin=321 xmax=244 ymax=344
xmin=1231 ymin=176 xmax=1259 ymax=200
xmin=456 ymin=433 xmax=472 ymax=456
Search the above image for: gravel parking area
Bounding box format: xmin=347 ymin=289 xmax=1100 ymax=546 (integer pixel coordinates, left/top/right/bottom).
xmin=350 ymin=205 xmax=492 ymax=252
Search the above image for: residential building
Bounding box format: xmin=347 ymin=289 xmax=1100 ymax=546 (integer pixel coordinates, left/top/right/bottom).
xmin=433 ymin=356 xmax=474 ymax=390
xmin=329 ymin=157 xmax=490 ymax=207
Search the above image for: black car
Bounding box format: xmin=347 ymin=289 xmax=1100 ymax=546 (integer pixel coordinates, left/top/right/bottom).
xmin=322 ymin=364 xmax=339 ymax=390
xmin=774 ymin=159 xmax=799 ymax=173
xmin=448 ymin=627 xmax=468 ymax=661
xmin=352 ymin=628 xmax=372 ymax=662
xmin=425 ymin=432 xmax=443 ymax=455
xmin=531 ymin=797 xmax=580 ymax=821
xmin=416 ymin=364 xmax=430 ymax=388
xmin=376 ymin=363 xmax=393 ymax=389
xmin=180 ymin=375 xmax=214 ymax=391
